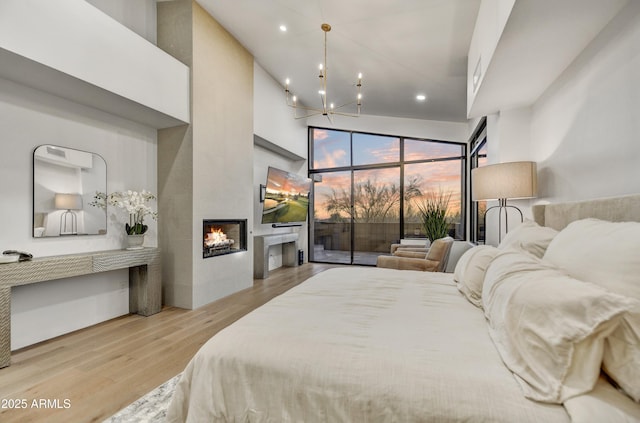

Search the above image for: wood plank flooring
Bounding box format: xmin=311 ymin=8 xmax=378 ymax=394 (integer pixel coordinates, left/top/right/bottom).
xmin=0 ymin=263 xmax=339 ymax=423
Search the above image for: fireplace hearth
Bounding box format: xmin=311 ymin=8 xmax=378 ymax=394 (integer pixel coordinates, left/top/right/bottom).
xmin=203 ymin=219 xmax=247 ymax=258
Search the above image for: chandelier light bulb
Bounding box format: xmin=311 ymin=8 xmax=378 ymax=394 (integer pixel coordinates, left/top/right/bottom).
xmin=285 ymin=78 xmax=290 ymax=85
xmin=319 ymin=90 xmax=326 ymax=95
xmin=330 ymin=103 xmax=334 ymax=109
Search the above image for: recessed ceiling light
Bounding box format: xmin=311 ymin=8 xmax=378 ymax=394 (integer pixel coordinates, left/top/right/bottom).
xmin=279 ymin=25 xmax=287 ymax=32
xmin=416 ymin=94 xmax=427 ymax=101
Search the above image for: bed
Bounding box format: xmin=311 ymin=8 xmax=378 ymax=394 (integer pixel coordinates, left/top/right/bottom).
xmin=167 ymin=194 xmax=640 ymax=422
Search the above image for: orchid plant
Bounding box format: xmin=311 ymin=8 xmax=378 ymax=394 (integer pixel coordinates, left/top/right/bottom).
xmin=91 ymin=190 xmax=158 ymax=235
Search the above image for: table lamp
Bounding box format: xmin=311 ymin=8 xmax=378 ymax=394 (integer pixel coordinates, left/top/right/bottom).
xmin=55 ymin=193 xmax=83 ymax=235
xmin=472 ymin=161 xmax=537 ymax=242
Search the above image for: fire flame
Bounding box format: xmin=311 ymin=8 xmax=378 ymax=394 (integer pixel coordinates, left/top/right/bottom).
xmin=204 ymin=227 xmax=233 ymax=248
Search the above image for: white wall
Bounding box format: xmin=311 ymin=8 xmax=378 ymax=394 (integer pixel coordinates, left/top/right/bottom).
xmin=466 ymin=0 xmax=515 ymax=116
xmin=189 ymin=3 xmax=255 ymax=309
xmin=486 ymin=108 xmax=532 ymax=163
xmin=253 ymin=62 xmax=310 ymax=269
xmin=0 ymin=0 xmax=165 ymax=350
xmin=0 ymin=0 xmax=189 ymax=127
xmin=0 ymin=78 xmax=157 ymax=349
xmin=85 ymin=0 xmax=158 ymax=43
xmin=254 ymin=62 xmax=308 ymax=159
xmin=307 ymin=114 xmax=469 ymax=143
xmin=480 ymin=2 xmax=640 ymax=245
xmin=530 ymin=1 xmax=640 ymax=202
xmin=483 ymin=109 xmax=535 ymax=245
xmin=253 ymin=146 xmax=309 ymax=269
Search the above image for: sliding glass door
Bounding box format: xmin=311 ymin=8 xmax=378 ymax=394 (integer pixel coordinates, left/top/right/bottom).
xmin=352 ymin=167 xmax=400 ymax=265
xmin=311 ymin=170 xmax=352 ymax=264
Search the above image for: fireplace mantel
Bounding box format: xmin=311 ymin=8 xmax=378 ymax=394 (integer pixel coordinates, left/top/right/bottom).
xmin=253 ymin=233 xmax=299 ymax=279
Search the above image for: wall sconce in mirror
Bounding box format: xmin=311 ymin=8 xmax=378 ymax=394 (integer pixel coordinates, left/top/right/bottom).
xmin=33 ymin=145 xmax=107 ymax=237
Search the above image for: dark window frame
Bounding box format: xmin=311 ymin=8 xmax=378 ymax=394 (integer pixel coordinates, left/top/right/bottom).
xmin=308 ymin=126 xmax=467 ymax=265
xmin=469 ymin=117 xmax=487 ymax=244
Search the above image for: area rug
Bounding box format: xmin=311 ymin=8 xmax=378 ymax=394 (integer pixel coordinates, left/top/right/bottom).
xmin=103 ymin=373 xmax=181 ymax=423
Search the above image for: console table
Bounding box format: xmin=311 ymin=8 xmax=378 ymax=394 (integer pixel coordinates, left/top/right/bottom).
xmin=254 ymin=233 xmax=298 ymax=279
xmin=0 ymin=248 xmax=161 ymax=368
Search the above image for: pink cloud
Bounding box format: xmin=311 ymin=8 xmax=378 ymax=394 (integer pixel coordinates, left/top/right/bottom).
xmin=365 ymin=145 xmax=400 ymax=163
xmin=313 ymin=129 xmax=330 ymax=140
xmin=314 ymin=148 xmax=348 ymax=169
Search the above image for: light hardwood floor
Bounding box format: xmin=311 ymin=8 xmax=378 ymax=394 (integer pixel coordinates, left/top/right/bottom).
xmin=0 ymin=263 xmax=340 ymax=423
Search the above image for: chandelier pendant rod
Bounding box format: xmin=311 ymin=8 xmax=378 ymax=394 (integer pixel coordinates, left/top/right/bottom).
xmin=320 ymin=23 xmax=330 ymax=115
xmin=333 ymin=100 xmax=357 ymax=110
xmin=284 ymin=22 xmax=362 ymax=121
xmin=331 ymin=111 xmax=360 ymax=118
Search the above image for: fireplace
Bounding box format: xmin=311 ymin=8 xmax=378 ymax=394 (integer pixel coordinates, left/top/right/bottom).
xmin=203 ymin=219 xmax=247 ymax=258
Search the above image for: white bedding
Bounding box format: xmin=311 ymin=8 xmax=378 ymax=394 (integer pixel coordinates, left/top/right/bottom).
xmin=167 ymin=267 xmax=569 ymax=422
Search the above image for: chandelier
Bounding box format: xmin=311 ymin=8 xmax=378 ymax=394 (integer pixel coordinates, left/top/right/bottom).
xmin=284 ymin=23 xmax=363 ymax=121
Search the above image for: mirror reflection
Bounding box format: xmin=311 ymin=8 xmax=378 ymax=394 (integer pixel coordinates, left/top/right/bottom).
xmin=33 ymin=145 xmax=107 ymax=237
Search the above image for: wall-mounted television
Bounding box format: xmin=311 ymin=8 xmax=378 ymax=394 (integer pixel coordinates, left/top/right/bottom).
xmin=261 ymin=166 xmax=312 ymax=225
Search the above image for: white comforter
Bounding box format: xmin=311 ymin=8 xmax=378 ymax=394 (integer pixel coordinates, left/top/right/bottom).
xmin=167 ymin=267 xmax=569 ymax=422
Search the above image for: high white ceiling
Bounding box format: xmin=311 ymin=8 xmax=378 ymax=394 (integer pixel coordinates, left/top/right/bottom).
xmin=196 ymin=0 xmax=481 ymax=123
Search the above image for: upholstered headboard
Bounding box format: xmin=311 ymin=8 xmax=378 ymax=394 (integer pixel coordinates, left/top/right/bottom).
xmin=532 ymin=194 xmax=640 ymax=231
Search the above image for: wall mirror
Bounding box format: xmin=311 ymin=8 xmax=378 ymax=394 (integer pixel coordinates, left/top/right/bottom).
xmin=33 ymin=145 xmax=107 ymax=237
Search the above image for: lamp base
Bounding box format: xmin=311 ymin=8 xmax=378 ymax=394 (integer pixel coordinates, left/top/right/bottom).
xmin=484 ymin=198 xmax=523 ymax=243
xmin=59 ymin=210 xmax=78 ymax=235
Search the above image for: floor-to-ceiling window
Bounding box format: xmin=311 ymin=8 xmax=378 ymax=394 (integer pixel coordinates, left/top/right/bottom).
xmin=309 ymin=127 xmax=465 ymax=265
xmin=469 ymin=118 xmax=488 ymax=244
xmin=403 ymin=139 xmax=466 ymax=241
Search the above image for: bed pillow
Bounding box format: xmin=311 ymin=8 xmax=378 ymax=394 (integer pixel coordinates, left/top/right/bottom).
xmin=497 ymin=219 xmax=558 ymax=258
xmin=482 ymin=249 xmax=558 ymax=311
xmin=453 ymin=245 xmax=499 ymax=308
xmin=563 ymin=376 xmax=640 ymax=423
xmin=603 ymin=314 xmax=640 ymax=403
xmin=543 ymin=218 xmax=640 ymax=401
xmin=483 ymin=250 xmax=637 ymax=403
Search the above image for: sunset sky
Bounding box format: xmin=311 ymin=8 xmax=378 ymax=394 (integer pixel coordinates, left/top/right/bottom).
xmin=311 ymin=128 xmax=463 ymax=221
xmin=265 ymin=166 xmax=311 ymax=196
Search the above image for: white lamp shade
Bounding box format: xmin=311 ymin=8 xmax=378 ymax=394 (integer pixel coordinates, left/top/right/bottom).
xmin=472 ymin=161 xmax=537 ymax=201
xmin=55 ymin=193 xmax=83 ymax=210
